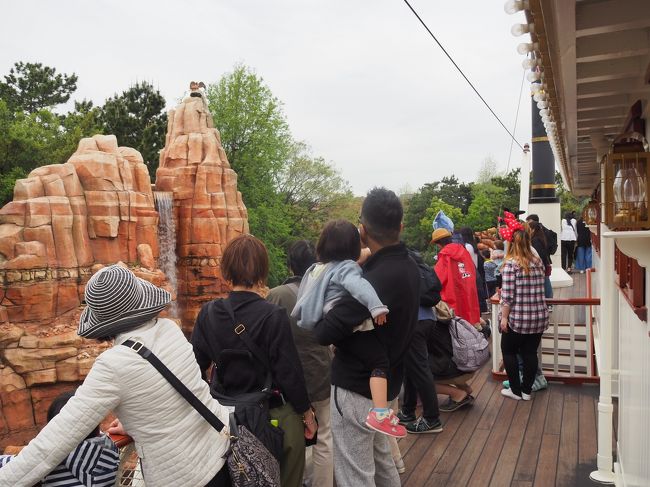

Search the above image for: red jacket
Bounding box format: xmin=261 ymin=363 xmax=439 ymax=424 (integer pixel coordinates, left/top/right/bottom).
xmin=434 ymin=243 xmax=480 ymax=325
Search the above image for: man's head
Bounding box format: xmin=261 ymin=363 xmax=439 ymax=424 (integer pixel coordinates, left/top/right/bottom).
xmin=430 ymin=228 xmax=453 ymax=250
xmin=359 ymin=187 xmax=403 ymax=247
xmin=526 ymin=214 xmax=540 ymax=223
xmin=287 ymin=240 xmax=316 ymax=277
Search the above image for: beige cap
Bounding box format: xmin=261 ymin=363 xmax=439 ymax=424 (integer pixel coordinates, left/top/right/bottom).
xmin=430 ymin=228 xmax=452 ymax=244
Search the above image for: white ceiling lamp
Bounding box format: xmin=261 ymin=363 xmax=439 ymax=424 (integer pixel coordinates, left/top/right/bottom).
xmin=533 ymin=91 xmax=547 ymax=102
xmin=526 ymin=70 xmax=542 ymax=82
xmin=504 ymin=0 xmax=530 ymax=14
xmin=517 ymin=42 xmax=539 ymax=55
xmin=522 ymin=58 xmax=541 ymax=70
xmin=511 ymin=23 xmax=535 ymax=37
xmin=537 ymin=100 xmax=548 ymax=109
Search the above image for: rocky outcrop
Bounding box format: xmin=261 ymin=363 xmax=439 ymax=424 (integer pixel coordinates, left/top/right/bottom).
xmin=156 ymin=97 xmax=249 ymax=332
xmin=0 ymin=135 xmax=169 ymax=448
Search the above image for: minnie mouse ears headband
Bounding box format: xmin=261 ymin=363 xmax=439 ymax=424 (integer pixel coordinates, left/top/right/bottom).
xmin=498 ymin=210 xmax=525 ymax=242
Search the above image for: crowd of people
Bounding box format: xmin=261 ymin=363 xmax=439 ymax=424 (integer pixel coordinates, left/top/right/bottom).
xmin=0 ymin=188 xmax=568 ymax=487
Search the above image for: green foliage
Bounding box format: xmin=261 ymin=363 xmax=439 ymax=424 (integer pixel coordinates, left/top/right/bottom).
xmin=556 ymin=171 xmax=589 ymax=216
xmin=100 ymin=81 xmax=167 ymax=173
xmin=0 ymin=62 xmax=78 ymax=113
xmin=491 ymin=167 xmax=521 ymax=213
xmin=207 ymin=65 xmax=292 ymax=209
xmin=433 ymin=176 xmax=473 ymax=214
xmin=277 ymin=142 xmax=353 ymax=242
xmin=402 ymin=183 xmax=440 ymax=250
xmin=419 ymin=197 xmax=464 ymax=237
xmin=463 ymin=183 xmax=505 ymax=231
xmin=0 ymin=167 xmax=26 ymax=205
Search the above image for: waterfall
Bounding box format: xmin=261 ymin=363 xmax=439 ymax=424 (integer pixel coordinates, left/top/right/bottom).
xmin=153 ymin=191 xmax=178 ymax=317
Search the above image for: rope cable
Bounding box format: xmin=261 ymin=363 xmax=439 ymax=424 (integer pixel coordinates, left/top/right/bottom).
xmin=401 ymin=0 xmax=524 ymax=151
xmin=505 ymin=63 xmax=527 ymax=173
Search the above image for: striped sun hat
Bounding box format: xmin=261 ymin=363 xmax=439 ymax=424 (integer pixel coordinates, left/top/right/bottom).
xmin=78 ymin=265 xmax=171 ymax=339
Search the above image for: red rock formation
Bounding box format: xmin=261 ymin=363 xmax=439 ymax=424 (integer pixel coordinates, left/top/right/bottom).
xmin=156 ymin=97 xmax=249 ymax=332
xmin=0 ymin=135 xmax=168 ymax=448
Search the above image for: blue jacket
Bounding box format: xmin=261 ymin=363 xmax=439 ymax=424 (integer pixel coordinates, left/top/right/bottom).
xmin=292 ymin=260 xmax=388 ymax=330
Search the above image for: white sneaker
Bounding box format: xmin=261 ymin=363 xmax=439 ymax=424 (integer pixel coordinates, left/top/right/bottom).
xmin=501 ymin=388 xmax=522 ymax=401
xmin=521 ymin=392 xmax=531 ymax=401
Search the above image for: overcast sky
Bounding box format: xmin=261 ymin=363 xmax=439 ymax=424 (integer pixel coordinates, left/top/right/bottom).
xmin=1 ymin=0 xmax=532 ymax=196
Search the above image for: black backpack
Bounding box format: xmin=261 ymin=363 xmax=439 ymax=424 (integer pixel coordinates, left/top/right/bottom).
xmin=408 ymin=249 xmax=442 ymax=308
xmin=544 ymin=226 xmax=558 ymax=255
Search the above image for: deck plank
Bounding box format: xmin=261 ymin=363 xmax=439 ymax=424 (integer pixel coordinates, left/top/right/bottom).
xmin=578 ymin=393 xmax=597 ymax=465
xmin=533 ymin=434 xmax=560 ymax=487
xmin=467 ymin=398 xmax=517 ymax=487
xmin=556 ymin=391 xmax=579 ymax=487
xmin=512 ymin=390 xmax=551 ymax=482
xmin=445 ymin=427 xmax=490 ymax=486
xmin=544 ymin=388 xmax=564 ymax=436
xmin=488 ymin=400 xmax=533 ymax=487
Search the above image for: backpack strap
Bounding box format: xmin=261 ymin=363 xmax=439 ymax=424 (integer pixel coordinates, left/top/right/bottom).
xmin=121 ymin=340 xmax=228 ymax=434
xmin=221 ymin=298 xmax=273 ymax=391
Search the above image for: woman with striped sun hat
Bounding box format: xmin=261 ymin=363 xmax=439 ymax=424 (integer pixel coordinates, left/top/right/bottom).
xmin=0 ymin=264 xmax=233 ymax=487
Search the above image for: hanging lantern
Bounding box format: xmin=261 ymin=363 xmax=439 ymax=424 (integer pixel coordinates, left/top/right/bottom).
xmin=603 ymin=133 xmax=650 ymax=230
xmin=583 ymin=199 xmax=599 ymax=225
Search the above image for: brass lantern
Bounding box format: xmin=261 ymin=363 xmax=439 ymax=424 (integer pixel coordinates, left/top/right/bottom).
xmin=603 ymin=133 xmax=650 ymax=230
xmin=583 ymin=199 xmax=599 ymax=225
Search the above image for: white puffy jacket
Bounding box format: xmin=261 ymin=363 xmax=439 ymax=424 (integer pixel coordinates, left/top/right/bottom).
xmin=0 ymin=318 xmax=231 ymax=487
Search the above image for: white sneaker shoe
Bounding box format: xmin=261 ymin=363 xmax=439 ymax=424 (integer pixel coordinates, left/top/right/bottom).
xmin=501 ymin=388 xmax=522 ymax=401
xmin=521 ymin=392 xmax=531 ymax=401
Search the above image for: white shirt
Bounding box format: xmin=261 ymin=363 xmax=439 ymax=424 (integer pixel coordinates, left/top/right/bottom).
xmin=560 ymin=218 xmax=577 ymax=241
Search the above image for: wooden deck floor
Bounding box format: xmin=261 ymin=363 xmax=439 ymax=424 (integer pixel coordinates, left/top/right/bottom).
xmin=398 ymin=362 xmax=599 ymax=487
xmin=399 ymin=273 xmax=599 ymax=486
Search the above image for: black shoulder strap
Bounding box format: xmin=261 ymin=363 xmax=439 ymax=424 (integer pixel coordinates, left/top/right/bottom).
xmin=221 ymin=298 xmax=273 ymax=390
xmin=121 ymin=340 xmax=226 ymax=433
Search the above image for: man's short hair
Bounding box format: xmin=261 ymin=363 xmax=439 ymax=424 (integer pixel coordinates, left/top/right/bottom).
xmin=526 ymin=214 xmax=539 ymax=222
xmin=222 ymin=234 xmax=269 ymax=287
xmin=287 ymin=240 xmax=316 ymax=277
xmin=360 ymin=187 xmax=403 ymax=245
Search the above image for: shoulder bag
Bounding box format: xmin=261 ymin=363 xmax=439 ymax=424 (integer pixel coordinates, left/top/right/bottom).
xmin=121 ymin=339 xmax=280 ymax=487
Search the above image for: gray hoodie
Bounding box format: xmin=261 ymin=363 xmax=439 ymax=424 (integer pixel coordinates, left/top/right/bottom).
xmin=291 ymin=260 xmax=389 ymax=330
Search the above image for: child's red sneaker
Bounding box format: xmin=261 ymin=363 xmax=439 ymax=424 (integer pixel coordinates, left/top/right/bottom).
xmin=365 ymin=409 xmax=407 ymax=438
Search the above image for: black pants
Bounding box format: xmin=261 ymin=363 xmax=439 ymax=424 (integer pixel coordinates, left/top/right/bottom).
xmin=561 ymin=240 xmax=575 ymax=270
xmin=500 ymin=329 xmax=543 ymax=396
xmin=403 ymin=319 xmax=440 ymax=422
xmin=205 ymin=464 xmax=231 ymax=486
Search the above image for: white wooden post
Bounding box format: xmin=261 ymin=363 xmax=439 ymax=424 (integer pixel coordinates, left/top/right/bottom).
xmin=590 ymin=226 xmax=616 ymax=484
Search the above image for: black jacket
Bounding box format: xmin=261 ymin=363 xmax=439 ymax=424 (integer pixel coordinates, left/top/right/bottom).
xmin=314 ymin=242 xmax=420 ymax=400
xmin=531 ymin=235 xmax=552 ymax=267
xmin=191 ymin=291 xmax=311 ymax=413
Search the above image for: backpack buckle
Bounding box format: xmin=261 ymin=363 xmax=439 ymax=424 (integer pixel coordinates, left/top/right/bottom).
xmin=234 ymin=324 xmax=246 ymax=335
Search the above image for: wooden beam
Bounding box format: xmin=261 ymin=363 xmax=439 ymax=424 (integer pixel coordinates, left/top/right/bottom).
xmin=577 ymin=78 xmax=650 ymax=99
xmin=576 ymin=0 xmax=650 ymax=38
xmin=578 ymin=94 xmax=632 ymax=111
xmin=576 ymin=29 xmax=650 ymax=63
xmin=576 ymin=56 xmax=646 ymax=84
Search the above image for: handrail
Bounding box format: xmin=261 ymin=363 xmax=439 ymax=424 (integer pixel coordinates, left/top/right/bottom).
xmin=489 ymin=296 xmax=600 ymax=305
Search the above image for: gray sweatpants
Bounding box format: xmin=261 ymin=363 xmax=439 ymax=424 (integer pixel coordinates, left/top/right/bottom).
xmin=330 ymin=386 xmax=401 ymax=487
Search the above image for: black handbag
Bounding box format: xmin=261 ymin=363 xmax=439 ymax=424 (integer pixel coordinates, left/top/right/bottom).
xmin=121 ymin=339 xmax=280 ymax=487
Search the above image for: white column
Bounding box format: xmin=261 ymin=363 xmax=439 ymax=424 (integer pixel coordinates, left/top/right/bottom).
xmin=590 ymin=224 xmax=616 ymax=485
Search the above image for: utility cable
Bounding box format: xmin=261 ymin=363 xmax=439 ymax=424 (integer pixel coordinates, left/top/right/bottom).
xmin=505 ymin=63 xmax=527 ymax=173
xmin=401 ymin=0 xmax=524 ymax=151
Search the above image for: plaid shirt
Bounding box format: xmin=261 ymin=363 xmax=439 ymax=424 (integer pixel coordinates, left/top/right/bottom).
xmin=500 ymin=258 xmax=549 ymax=334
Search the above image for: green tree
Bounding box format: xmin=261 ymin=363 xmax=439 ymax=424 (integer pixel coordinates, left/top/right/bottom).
xmin=463 ymin=183 xmax=505 ymax=231
xmin=207 ymin=65 xmax=295 ymax=286
xmin=402 ymin=182 xmax=440 ymax=250
xmin=556 ymin=171 xmax=589 ymax=216
xmin=100 ymin=81 xmax=167 ymax=173
xmin=491 ymin=167 xmax=521 ymax=213
xmin=419 ymin=196 xmax=464 ymax=236
xmin=277 ymin=142 xmax=353 ymax=241
xmin=0 ymin=62 xmax=78 ymax=113
xmin=433 ymin=176 xmax=473 ymax=215
xmin=207 ymin=65 xmax=292 ymax=208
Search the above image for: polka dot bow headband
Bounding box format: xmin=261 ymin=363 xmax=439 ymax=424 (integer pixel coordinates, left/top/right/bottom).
xmin=498 ymin=211 xmax=525 ymax=242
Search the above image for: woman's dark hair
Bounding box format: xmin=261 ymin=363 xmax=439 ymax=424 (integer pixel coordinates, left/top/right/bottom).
xmin=528 ymin=220 xmax=547 ymax=246
xmin=222 ymin=234 xmax=269 ymax=287
xmin=287 ymin=240 xmax=317 ymax=277
xmin=563 ymin=212 xmax=573 ymax=223
xmin=480 ymin=248 xmax=491 ymax=259
xmin=360 ymin=188 xmax=402 ymax=245
xmin=48 ymin=390 xmax=99 ymax=440
xmin=317 ymin=219 xmax=361 ymax=263
xmin=494 ymin=240 xmax=505 ymax=250
xmin=459 ymin=227 xmax=478 ymax=252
